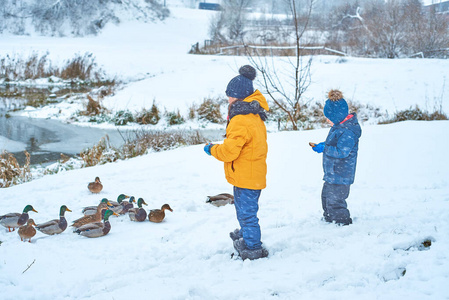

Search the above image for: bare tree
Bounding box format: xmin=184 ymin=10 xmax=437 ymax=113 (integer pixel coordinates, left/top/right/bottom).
xmin=0 ymin=0 xmax=169 ymax=36
xmin=246 ymin=0 xmax=316 ymax=130
xmin=208 ymin=0 xmax=252 ymax=45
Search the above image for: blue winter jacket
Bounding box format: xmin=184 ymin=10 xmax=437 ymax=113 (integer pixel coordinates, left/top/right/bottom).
xmin=323 ymin=114 xmax=362 ymax=185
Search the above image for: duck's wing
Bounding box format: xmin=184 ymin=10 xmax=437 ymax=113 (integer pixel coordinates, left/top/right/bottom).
xmin=77 ymin=222 xmax=103 ymax=232
xmin=0 ymin=212 xmax=21 ymax=220
xmin=82 ymin=206 xmax=97 ymax=214
xmin=36 ymin=219 xmax=58 ymax=229
xmin=36 ymin=219 xmax=61 ymax=233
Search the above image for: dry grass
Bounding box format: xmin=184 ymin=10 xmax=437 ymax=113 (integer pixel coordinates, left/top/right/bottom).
xmin=379 ymin=106 xmax=448 ymax=124
xmin=0 ymin=151 xmax=31 ymax=188
xmin=0 ymin=52 xmax=114 ymax=85
xmin=79 ymin=135 xmax=121 ymax=167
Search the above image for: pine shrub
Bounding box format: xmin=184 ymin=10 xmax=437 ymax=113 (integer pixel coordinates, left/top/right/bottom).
xmin=165 ymin=110 xmax=185 ymax=125
xmin=114 ymin=110 xmax=134 ymax=125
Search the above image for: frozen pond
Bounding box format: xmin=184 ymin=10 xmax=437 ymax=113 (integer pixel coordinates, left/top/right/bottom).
xmin=0 ymin=114 xmax=224 ymax=165
xmin=0 ymin=115 xmax=127 ymax=165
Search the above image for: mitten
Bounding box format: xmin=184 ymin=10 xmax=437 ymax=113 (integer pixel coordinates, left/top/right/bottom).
xmin=312 ymin=142 xmax=325 ymax=153
xmin=204 ymin=143 xmax=214 ymax=155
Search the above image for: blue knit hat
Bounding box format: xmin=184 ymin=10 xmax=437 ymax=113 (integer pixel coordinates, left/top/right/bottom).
xmin=225 ymin=65 xmax=256 ymax=99
xmin=324 ymin=89 xmax=348 ymax=124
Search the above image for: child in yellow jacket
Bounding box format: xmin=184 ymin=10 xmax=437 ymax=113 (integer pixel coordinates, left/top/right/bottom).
xmin=204 ymin=65 xmax=269 ymax=260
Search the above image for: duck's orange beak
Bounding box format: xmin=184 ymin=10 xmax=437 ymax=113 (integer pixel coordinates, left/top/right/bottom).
xmin=113 ymin=212 xmax=119 ymax=216
xmin=32 ymin=209 xmax=38 ymax=213
xmin=66 ymin=208 xmax=72 ymax=212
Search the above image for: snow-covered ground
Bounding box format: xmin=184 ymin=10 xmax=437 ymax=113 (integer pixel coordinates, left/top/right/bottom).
xmin=1 ymin=120 xmax=448 ymax=299
xmin=0 ymin=3 xmax=449 ymax=300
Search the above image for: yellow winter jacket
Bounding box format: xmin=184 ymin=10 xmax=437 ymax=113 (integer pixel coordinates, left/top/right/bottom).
xmin=210 ymin=90 xmax=269 ymax=190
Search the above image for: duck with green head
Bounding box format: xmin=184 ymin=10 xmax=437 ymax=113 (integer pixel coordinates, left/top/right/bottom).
xmin=35 ymin=205 xmax=72 ymax=235
xmin=0 ymin=205 xmax=38 ymax=232
xmin=119 ymin=196 xmax=136 ymax=214
xmin=109 ymin=194 xmax=131 ymax=214
xmin=74 ymin=209 xmax=118 ymax=238
xmin=128 ymin=198 xmax=148 ymax=222
xmin=82 ymin=198 xmax=114 ymax=216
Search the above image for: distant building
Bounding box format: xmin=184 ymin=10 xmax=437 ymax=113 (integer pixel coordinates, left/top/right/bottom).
xmin=425 ymin=0 xmax=449 ymax=14
xmin=198 ymin=2 xmax=222 ymax=11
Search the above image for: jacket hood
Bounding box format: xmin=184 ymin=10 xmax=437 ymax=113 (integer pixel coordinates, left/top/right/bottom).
xmin=339 ymin=113 xmax=362 ymax=138
xmin=243 ymin=90 xmax=269 ymax=111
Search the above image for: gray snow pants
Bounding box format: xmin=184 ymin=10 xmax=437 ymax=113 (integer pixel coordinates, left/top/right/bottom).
xmin=321 ymin=182 xmax=352 ymax=225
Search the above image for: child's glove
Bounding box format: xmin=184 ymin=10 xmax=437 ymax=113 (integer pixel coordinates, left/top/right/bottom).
xmin=312 ymin=142 xmax=325 ymax=153
xmin=204 ymin=143 xmax=214 ymax=156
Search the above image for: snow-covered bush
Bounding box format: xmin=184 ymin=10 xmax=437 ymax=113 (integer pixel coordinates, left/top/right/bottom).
xmin=165 ymin=110 xmax=185 ymax=125
xmin=135 ymin=102 xmax=160 ymax=125
xmin=0 ymin=151 xmax=32 ymax=188
xmin=197 ymin=98 xmax=225 ymax=124
xmin=0 ymin=0 xmax=170 ymax=37
xmin=80 ymin=135 xmax=121 ymax=167
xmin=114 ymin=110 xmax=135 ymax=126
xmin=380 ymin=106 xmax=448 ymax=124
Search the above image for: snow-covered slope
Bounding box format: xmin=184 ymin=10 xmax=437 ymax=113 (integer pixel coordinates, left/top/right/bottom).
xmin=0 ymin=121 xmax=448 ymax=299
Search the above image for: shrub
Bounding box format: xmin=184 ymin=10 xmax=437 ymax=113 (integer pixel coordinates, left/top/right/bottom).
xmin=121 ymin=130 xmax=208 ymax=159
xmin=0 ymin=151 xmax=31 ymax=188
xmin=114 ymin=110 xmax=134 ymax=125
xmin=165 ymin=109 xmax=185 ymax=125
xmin=197 ymin=98 xmax=225 ymax=123
xmin=88 ymin=114 xmax=111 ymax=123
xmin=135 ymin=102 xmax=160 ymax=125
xmin=379 ymin=106 xmax=448 ymax=124
xmin=79 ymin=135 xmax=121 ymax=167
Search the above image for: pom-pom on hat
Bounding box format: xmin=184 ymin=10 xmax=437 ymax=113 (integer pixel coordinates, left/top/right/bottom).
xmin=225 ymin=65 xmax=256 ymax=99
xmin=324 ymin=89 xmax=348 ymax=124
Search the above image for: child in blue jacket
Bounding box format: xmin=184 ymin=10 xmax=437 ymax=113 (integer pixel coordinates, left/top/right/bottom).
xmin=311 ymin=90 xmax=362 ymax=225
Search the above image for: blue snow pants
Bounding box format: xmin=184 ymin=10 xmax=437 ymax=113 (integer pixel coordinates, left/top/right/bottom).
xmin=233 ymin=186 xmax=262 ymax=250
xmin=321 ymin=182 xmax=352 ymax=225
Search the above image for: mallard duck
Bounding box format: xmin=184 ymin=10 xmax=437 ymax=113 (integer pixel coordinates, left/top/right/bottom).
xmin=0 ymin=205 xmax=38 ymax=232
xmin=148 ymin=204 xmax=173 ymax=223
xmin=128 ymin=198 xmax=148 ymax=222
xmin=206 ymin=193 xmax=234 ymax=207
xmin=109 ymin=194 xmax=130 ymax=214
xmin=74 ymin=210 xmax=119 ymax=238
xmin=35 ymin=205 xmax=72 ymax=235
xmin=18 ymin=219 xmax=37 ymax=242
xmin=119 ymin=196 xmax=136 ymax=214
xmin=82 ymin=198 xmax=113 ymax=216
xmin=71 ymin=199 xmax=112 ymax=229
xmin=88 ymin=176 xmax=103 ymax=193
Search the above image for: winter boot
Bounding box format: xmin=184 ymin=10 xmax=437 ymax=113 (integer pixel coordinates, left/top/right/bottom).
xmin=240 ymin=247 xmax=269 ymax=261
xmin=229 ymin=228 xmax=242 ymax=241
xmin=233 ymin=238 xmax=269 ymax=261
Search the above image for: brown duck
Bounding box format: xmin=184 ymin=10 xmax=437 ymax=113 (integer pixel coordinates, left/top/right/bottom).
xmin=148 ymin=204 xmax=173 ymax=223
xmin=71 ymin=199 xmax=112 ymax=229
xmin=18 ymin=219 xmax=37 ymax=242
xmin=88 ymin=177 xmax=103 ymax=193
